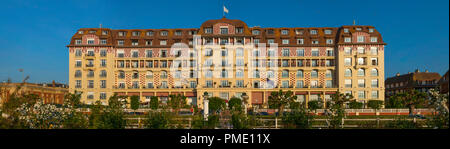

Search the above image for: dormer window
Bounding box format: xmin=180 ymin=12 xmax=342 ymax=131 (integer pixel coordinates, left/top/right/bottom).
xmin=78 ymin=31 xmax=84 ymax=34
xmin=282 ymin=39 xmax=289 ymax=44
xmin=132 ymin=40 xmax=139 ymax=46
xmin=89 ymin=30 xmax=96 ymax=34
xmin=132 ymin=31 xmax=140 ymax=36
xmin=310 ymin=30 xmax=317 ymax=35
xmin=236 ymin=27 xmax=243 ymax=34
xmin=204 ymin=28 xmax=212 ymax=34
xmin=220 ymin=28 xmax=228 ymax=34
xmin=281 ymin=30 xmax=289 ymax=35
xmin=312 ymin=40 xmax=319 ymax=44
xmin=267 ymin=29 xmax=274 ymax=35
xmin=369 ymin=28 xmax=374 ymax=33
xmin=146 ymin=31 xmax=154 ymax=36
xmin=146 ymin=40 xmax=152 ymax=45
xmin=160 ymin=31 xmax=168 ymax=36
xmin=102 ymin=31 xmax=108 ymax=35
xmin=75 ymin=39 xmax=82 ymax=45
xmin=324 ymin=29 xmax=332 ymax=35
xmin=100 ymin=39 xmax=107 ymax=44
xmin=160 ymin=40 xmax=167 ymax=45
xmin=345 ymin=37 xmax=351 ymax=43
xmin=188 ymin=30 xmax=198 ymax=35
xmin=87 ymin=39 xmax=94 ymax=45
xmin=295 ymin=29 xmax=304 ymax=35
xmin=118 ymin=32 xmax=126 ymax=36
xmin=370 ymin=37 xmax=378 ymax=42
xmin=175 ymin=30 xmax=182 ymax=36
xmin=356 ymin=27 xmax=362 ymax=31
xmin=117 ymin=40 xmax=124 ymax=45
xmin=344 ymin=28 xmax=349 ymax=33
xmin=326 ymin=39 xmax=333 ymax=44
xmin=252 ymin=30 xmax=260 ymax=35
xmin=357 ymin=36 xmax=365 ymax=42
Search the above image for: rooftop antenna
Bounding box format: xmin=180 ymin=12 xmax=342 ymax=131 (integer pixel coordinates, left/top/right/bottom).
xmin=99 ymin=23 xmax=103 ymax=29
xmin=353 ymin=19 xmax=356 ymax=25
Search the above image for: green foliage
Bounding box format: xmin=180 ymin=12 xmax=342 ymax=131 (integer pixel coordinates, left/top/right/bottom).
xmin=208 ymin=97 xmax=226 ymax=114
xmin=228 ymin=96 xmax=242 ymax=112
xmin=289 ymin=102 xmax=303 ymax=109
xmin=89 ymin=95 xmax=127 ymax=129
xmin=394 ymin=90 xmax=428 ymax=115
xmin=130 ymin=95 xmax=140 ymax=111
xmin=144 ymin=111 xmax=171 ymax=129
xmin=385 ymin=117 xmax=421 ymax=129
xmin=367 ymin=100 xmax=383 ymax=110
xmin=325 ymin=92 xmax=351 ymax=129
xmin=231 ymin=113 xmax=261 ymax=129
xmin=307 ymin=100 xmax=322 ymax=112
xmin=149 ymin=96 xmax=159 ymax=110
xmin=61 ymin=92 xmax=88 ymax=129
xmin=268 ymin=90 xmax=296 ymax=116
xmin=348 ymin=100 xmax=364 ymax=109
xmin=168 ymin=94 xmax=186 ymax=115
xmin=426 ymin=89 xmax=449 ymax=129
xmin=386 ymin=95 xmax=406 ymax=108
xmin=282 ymin=104 xmax=314 ymax=129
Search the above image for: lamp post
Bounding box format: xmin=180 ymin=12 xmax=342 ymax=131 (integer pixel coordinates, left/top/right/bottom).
xmin=241 ymin=93 xmax=249 ymax=115
xmin=203 ymin=92 xmax=209 ymax=121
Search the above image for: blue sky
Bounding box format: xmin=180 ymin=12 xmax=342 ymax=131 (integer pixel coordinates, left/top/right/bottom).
xmin=0 ymin=0 xmax=448 ymax=84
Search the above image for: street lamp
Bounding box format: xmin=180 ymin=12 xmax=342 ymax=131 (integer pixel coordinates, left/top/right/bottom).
xmin=241 ymin=93 xmax=249 ymax=115
xmin=203 ymin=92 xmax=209 ymax=121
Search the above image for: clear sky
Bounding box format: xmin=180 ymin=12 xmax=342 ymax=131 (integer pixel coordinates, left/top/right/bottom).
xmin=0 ymin=0 xmax=448 ymax=84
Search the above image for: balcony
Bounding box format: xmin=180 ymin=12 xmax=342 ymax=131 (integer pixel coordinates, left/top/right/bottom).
xmin=85 ymin=53 xmax=95 ymax=57
xmin=86 ymin=64 xmax=94 ymax=67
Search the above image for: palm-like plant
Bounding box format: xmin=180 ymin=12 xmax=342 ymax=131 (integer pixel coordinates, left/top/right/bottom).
xmin=330 ymin=92 xmax=354 ymax=109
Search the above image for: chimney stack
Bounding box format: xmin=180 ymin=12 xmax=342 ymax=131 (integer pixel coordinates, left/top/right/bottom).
xmin=52 ymin=80 xmax=55 ymax=87
xmin=425 ymin=69 xmax=429 ymax=72
xmin=396 ymin=72 xmax=400 ymax=76
xmin=415 ymin=69 xmax=420 ymax=73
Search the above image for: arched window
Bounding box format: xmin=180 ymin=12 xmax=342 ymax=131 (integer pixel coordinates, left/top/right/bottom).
xmin=132 ymin=71 xmax=139 ymax=79
xmin=205 ymin=69 xmax=213 ymax=78
xmin=221 ymin=69 xmax=228 ymax=78
xmin=161 ymin=71 xmax=168 ymax=79
xmin=345 ymin=69 xmax=352 ymax=77
xmin=267 ymin=70 xmax=275 ymax=78
xmin=146 ymin=71 xmax=153 ymax=78
xmin=311 ymin=70 xmax=318 ymax=78
xmin=236 ymin=69 xmax=244 ymax=78
xmin=118 ymin=71 xmax=125 ymax=79
xmin=357 ymin=69 xmax=365 ymax=76
xmin=371 ymin=68 xmax=378 ymax=76
xmin=253 ymin=70 xmax=260 ymax=78
xmin=326 ymin=70 xmax=332 ymax=78
xmin=282 ymin=70 xmax=289 ymax=78
xmin=296 ymin=70 xmax=304 ymax=78
xmin=174 ymin=70 xmax=181 ymax=78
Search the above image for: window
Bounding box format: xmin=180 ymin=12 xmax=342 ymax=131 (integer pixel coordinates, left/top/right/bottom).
xmin=344 ymin=28 xmax=349 ymax=33
xmin=297 ymin=70 xmax=304 ymax=78
xmin=189 ymin=81 xmax=196 ymax=88
xmin=296 ymin=80 xmax=304 ymax=88
xmin=75 ymin=39 xmax=82 ymax=45
xmin=345 ymin=79 xmax=352 ymax=88
xmin=369 ymin=28 xmax=374 ymax=33
xmin=371 ymin=58 xmax=378 ymax=66
xmin=295 ymin=29 xmax=304 ymax=35
xmin=100 ymin=59 xmax=106 ymax=67
xmin=282 ymin=60 xmax=289 ymax=67
xmin=75 ymin=70 xmax=81 ymax=78
xmin=236 ymin=59 xmax=244 ymax=66
xmin=160 ymin=71 xmax=168 ymax=79
xmin=312 ymin=40 xmax=319 ymax=44
xmin=345 ymin=69 xmax=352 ymax=77
xmin=371 ymin=91 xmax=379 ymax=99
xmin=221 ymin=49 xmax=228 ymax=56
xmin=282 ymin=39 xmax=289 ymax=44
xmin=310 ymin=80 xmax=318 ymax=88
xmin=267 ymin=29 xmax=274 ymax=35
xmin=205 ymin=70 xmax=212 ymax=78
xmin=117 ymin=40 xmax=124 ymax=46
xmin=160 ymin=40 xmax=167 ymax=45
xmin=100 ymin=80 xmax=106 ymax=88
xmin=357 ymin=58 xmax=365 ymax=65
xmin=326 ymin=39 xmax=333 ymax=44
xmin=86 ymin=39 xmax=93 ymax=45
xmin=100 ymin=39 xmax=107 ymax=45
xmin=371 ymin=69 xmax=378 ymax=76
xmin=146 ymin=31 xmax=154 ymax=36
xmin=78 ymin=31 xmax=84 ymax=34
xmin=236 ymin=80 xmax=244 ymax=88
xmin=236 ymin=27 xmax=244 ymax=34
xmin=204 ymin=28 xmax=212 ymax=34
xmin=311 ymin=49 xmax=319 ymax=56
xmin=282 ymin=70 xmax=289 ymax=78
xmin=118 ymin=71 xmax=125 ymax=79
xmin=88 ymin=80 xmax=94 ymax=88
xmin=100 ymin=49 xmax=107 ymax=57
xmin=372 ymin=79 xmax=379 ymax=87
xmin=344 ymin=37 xmax=351 ymax=43
xmin=358 ymin=79 xmax=365 ymax=88
xmin=100 ymin=92 xmax=106 ymax=100
xmin=357 ymin=36 xmax=365 ymax=42
xmin=326 ymin=70 xmax=332 ymax=78
xmin=296 ymin=59 xmax=303 ymax=66
xmin=118 ymin=82 xmax=125 ymax=88
xmin=132 ymin=40 xmax=139 ymax=46
xmin=221 ymin=69 xmax=228 ymax=78
xmin=236 ymin=48 xmax=243 ymax=57
xmin=253 ymin=70 xmax=260 ymax=78
xmin=132 ymin=31 xmax=140 ymax=36
xmin=267 ymin=39 xmax=275 ymax=44
xmin=282 ymin=48 xmax=290 ymax=56
xmin=370 ymin=37 xmax=378 ymax=42
xmin=100 ymin=70 xmax=107 ymax=77
xmin=297 ymin=39 xmax=304 ymax=44
xmin=356 ymin=28 xmax=362 ymax=31
xmin=358 ymin=91 xmax=365 ymax=99
xmin=236 ymin=69 xmax=244 ymax=78
xmin=205 ymin=49 xmax=213 ymax=56
xmin=254 ymin=39 xmax=260 ymax=44
xmin=220 ymin=80 xmax=229 ymax=87
xmin=281 ymin=30 xmax=289 ymax=35
xmin=268 ymin=50 xmax=276 ymax=57
xmin=75 ymin=60 xmax=82 ymax=67
xmin=326 ymin=80 xmax=333 ymax=88
xmin=267 ymin=70 xmax=275 ymax=78
xmin=160 ymin=50 xmax=167 ymax=57
xmin=206 ymin=80 xmax=213 ymax=88
xmin=87 ymin=92 xmax=94 ymax=99
xmin=282 ymin=80 xmax=289 ymax=88
xmin=75 ymin=49 xmax=82 ymax=56
xmin=252 ymin=30 xmax=260 ymax=35
xmin=146 ymin=40 xmax=152 ymax=45
xmin=311 ymin=70 xmax=318 ymax=78
xmin=324 ymin=29 xmax=332 ymax=34
xmin=175 ymin=30 xmax=182 ymax=36
xmin=146 ymin=50 xmax=153 ymax=57
xmin=357 ymin=47 xmax=365 ymax=54
xmin=296 ymin=49 xmax=304 ymax=56
xmin=357 ymin=69 xmax=365 ymax=76
xmin=160 ymin=31 xmax=168 ymax=36
xmin=220 ymin=28 xmax=228 ymax=34
xmin=118 ymin=31 xmax=126 ymax=36
xmin=344 ymin=47 xmax=352 ymax=55
xmin=311 ymin=60 xmax=318 ymax=67
xmin=310 ymin=30 xmax=317 ymax=35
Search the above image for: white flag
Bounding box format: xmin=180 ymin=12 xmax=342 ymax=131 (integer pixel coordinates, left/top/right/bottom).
xmin=223 ymin=6 xmax=229 ymax=13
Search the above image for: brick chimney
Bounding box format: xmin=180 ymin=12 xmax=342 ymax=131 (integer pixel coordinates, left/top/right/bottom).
xmin=396 ymin=72 xmax=400 ymax=76
xmin=52 ymin=80 xmax=55 ymax=87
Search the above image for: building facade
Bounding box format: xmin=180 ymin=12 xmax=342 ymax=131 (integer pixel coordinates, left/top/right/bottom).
xmin=67 ymin=18 xmax=385 ymax=108
xmin=385 ymin=69 xmax=441 ymax=100
xmin=0 ymin=82 xmax=68 ymax=106
xmin=438 ymin=70 xmax=449 ymax=94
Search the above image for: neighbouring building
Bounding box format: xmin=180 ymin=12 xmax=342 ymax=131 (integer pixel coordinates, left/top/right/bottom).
xmin=67 ymin=17 xmax=386 ymax=108
xmin=0 ymin=81 xmax=68 ymax=106
xmin=385 ymin=69 xmax=441 ymax=101
xmin=438 ymin=70 xmax=449 ymax=94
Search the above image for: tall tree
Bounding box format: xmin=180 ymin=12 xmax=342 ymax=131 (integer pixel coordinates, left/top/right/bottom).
xmin=268 ymin=90 xmax=296 ymax=116
xmin=397 ymin=90 xmax=428 ymax=115
xmin=168 ymin=94 xmax=186 ymax=116
xmin=208 ymin=97 xmax=226 ymax=115
xmin=228 ymin=96 xmax=242 ymax=112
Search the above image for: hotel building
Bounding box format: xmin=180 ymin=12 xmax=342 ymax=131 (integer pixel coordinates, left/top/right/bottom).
xmin=67 ymin=18 xmax=385 ymax=108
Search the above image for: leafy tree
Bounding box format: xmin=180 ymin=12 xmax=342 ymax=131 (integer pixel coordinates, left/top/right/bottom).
xmin=367 ymin=100 xmax=383 ymax=110
xmin=208 ymin=97 xmax=226 ymax=115
xmin=348 ymin=100 xmax=363 ymax=109
xmin=90 ymin=95 xmax=127 ymax=129
xmin=308 ymin=100 xmax=322 ymax=114
xmin=385 ymin=117 xmax=421 ymax=129
xmin=130 ymin=95 xmax=140 ymax=111
xmin=268 ymin=90 xmax=296 ymax=116
xmin=426 ymin=89 xmax=449 ymax=129
xmin=283 ymin=103 xmax=314 ymax=129
xmin=386 ymin=94 xmax=405 ymax=108
xmin=231 ymin=113 xmax=261 ymax=129
xmin=325 ymin=92 xmax=353 ymax=129
xmin=149 ymin=96 xmax=159 ymax=110
xmin=144 ymin=111 xmax=171 ymax=129
xmin=396 ymin=90 xmax=428 ymax=115
xmin=168 ymin=94 xmax=186 ymax=115
xmin=330 ymin=92 xmax=354 ymax=109
xmin=228 ymin=96 xmax=242 ymax=112
xmin=61 ymin=92 xmax=88 ymax=129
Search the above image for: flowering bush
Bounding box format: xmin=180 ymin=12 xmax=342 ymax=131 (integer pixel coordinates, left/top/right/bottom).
xmin=15 ymin=101 xmax=68 ymax=129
